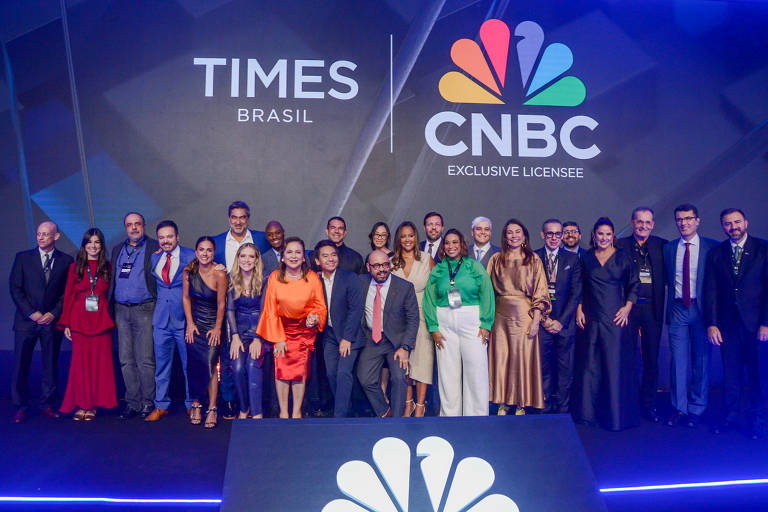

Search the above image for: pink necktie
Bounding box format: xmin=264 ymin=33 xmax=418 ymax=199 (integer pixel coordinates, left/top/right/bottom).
xmin=372 ymin=284 xmax=382 ymax=343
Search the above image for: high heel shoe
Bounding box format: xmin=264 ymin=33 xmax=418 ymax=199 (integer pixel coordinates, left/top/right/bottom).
xmin=414 ymin=402 xmax=427 ymax=418
xmin=404 ymin=399 xmax=415 ymax=417
xmin=497 ymin=405 xmax=510 ymax=416
xmin=204 ymin=407 xmax=218 ymax=429
xmin=189 ymin=404 xmax=203 ymax=425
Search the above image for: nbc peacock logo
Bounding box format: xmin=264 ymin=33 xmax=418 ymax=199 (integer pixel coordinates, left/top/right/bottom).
xmin=321 ymin=436 xmax=519 ymax=512
xmin=438 ymin=19 xmax=586 ymax=107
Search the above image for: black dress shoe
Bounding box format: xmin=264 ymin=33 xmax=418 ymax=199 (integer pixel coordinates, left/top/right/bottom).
xmin=642 ymin=408 xmax=660 ymax=423
xmin=41 ymin=407 xmax=61 ymax=419
xmin=140 ymin=405 xmax=154 ymax=418
xmin=12 ymin=409 xmax=26 ymax=424
xmin=666 ymin=411 xmax=687 ymax=427
xmin=119 ymin=406 xmax=139 ymax=420
xmin=222 ymin=400 xmax=237 ymax=420
xmin=685 ymin=414 xmax=700 ymax=428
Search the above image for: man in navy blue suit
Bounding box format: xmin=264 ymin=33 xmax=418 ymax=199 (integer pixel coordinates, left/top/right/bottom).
xmin=145 ymin=220 xmax=196 ymax=422
xmin=313 ymin=240 xmax=364 ymax=417
xmin=535 ymin=219 xmax=582 ymax=413
xmin=9 ymin=221 xmax=73 ymax=423
xmin=664 ymin=204 xmax=718 ymax=428
xmin=561 ymin=221 xmax=588 ymax=259
xmin=262 ymin=220 xmax=285 ymax=279
xmin=419 ymin=211 xmax=444 ymax=262
xmin=212 ymin=201 xmax=270 ymax=418
xmin=704 ymin=208 xmax=768 ymax=439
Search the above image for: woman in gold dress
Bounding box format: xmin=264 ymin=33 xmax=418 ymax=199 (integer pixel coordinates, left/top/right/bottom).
xmin=487 ymin=219 xmax=551 ymax=415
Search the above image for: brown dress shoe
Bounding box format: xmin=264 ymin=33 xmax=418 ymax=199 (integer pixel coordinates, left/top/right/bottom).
xmin=144 ymin=408 xmax=169 ymax=422
xmin=12 ymin=410 xmax=26 ymax=423
xmin=41 ymin=407 xmax=61 ymax=419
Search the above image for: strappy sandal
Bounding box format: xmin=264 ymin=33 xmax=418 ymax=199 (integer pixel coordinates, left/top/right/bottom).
xmin=73 ymin=409 xmax=86 ymax=421
xmin=190 ymin=404 xmax=203 ymax=425
xmin=497 ymin=404 xmax=510 ymax=416
xmin=83 ymin=410 xmax=96 ymax=421
xmin=414 ymin=402 xmax=427 ymax=418
xmin=404 ymin=399 xmax=415 ymax=417
xmin=204 ymin=407 xmax=218 ymax=429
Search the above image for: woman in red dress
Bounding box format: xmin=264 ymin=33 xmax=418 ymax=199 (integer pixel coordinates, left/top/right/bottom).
xmin=58 ymin=228 xmax=117 ymax=420
xmin=256 ymin=237 xmax=326 ymax=418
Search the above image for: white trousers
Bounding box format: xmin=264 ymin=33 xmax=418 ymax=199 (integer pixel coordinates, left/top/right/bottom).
xmin=436 ymin=305 xmax=489 ymax=416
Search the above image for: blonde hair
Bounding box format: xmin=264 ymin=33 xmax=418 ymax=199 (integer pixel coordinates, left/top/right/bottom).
xmin=229 ymin=243 xmax=264 ymax=299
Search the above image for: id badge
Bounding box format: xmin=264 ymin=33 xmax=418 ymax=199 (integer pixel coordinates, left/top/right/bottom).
xmin=548 ymin=285 xmax=557 ymax=302
xmin=85 ymin=294 xmax=99 ymax=312
xmin=639 ymin=269 xmax=652 ymax=284
xmin=119 ymin=262 xmax=133 ymax=279
xmin=447 ymin=288 xmax=463 ymax=309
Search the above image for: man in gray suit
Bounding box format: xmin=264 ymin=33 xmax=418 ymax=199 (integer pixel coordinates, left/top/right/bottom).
xmin=356 ymin=250 xmax=419 ymax=417
xmin=664 ymin=204 xmax=718 ymax=428
xmin=468 ymin=216 xmax=500 ymax=269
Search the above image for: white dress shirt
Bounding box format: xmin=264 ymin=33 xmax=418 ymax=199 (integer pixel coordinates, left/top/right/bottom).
xmin=730 ymin=234 xmax=748 ymax=252
xmin=365 ymin=275 xmax=391 ymax=330
xmin=474 ymin=242 xmax=489 ymax=262
xmin=425 ymin=238 xmax=441 ymax=259
xmin=154 ymin=245 xmax=181 ymax=283
xmin=225 ymin=230 xmax=254 ymax=272
xmin=39 ymin=247 xmax=55 ymax=269
xmin=322 ymin=269 xmax=336 ymax=327
xmin=674 ymin=234 xmax=700 ymax=299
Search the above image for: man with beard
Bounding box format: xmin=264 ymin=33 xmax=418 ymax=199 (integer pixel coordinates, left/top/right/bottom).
xmin=420 ymin=212 xmax=444 ymax=262
xmin=109 ymin=212 xmax=160 ymax=419
xmin=562 ymin=221 xmax=588 ymax=258
xmin=705 ymin=208 xmax=768 ymax=439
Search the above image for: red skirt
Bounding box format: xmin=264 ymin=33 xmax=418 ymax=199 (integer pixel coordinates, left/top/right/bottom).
xmin=274 ymin=318 xmax=316 ymax=382
xmin=60 ymin=330 xmax=118 ymax=412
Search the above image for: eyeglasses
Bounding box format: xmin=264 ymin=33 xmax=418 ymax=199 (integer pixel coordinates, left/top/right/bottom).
xmin=562 ymin=229 xmax=580 ymax=236
xmin=373 ymin=233 xmax=388 ymax=238
xmin=369 ymin=262 xmax=390 ymax=270
xmin=675 ymin=216 xmax=698 ymax=224
xmin=544 ymin=232 xmax=563 ymax=239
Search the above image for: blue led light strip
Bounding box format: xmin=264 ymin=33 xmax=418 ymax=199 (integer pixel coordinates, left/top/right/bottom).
xmin=601 ymin=478 xmax=768 ymax=493
xmin=0 ymin=497 xmax=221 ymax=504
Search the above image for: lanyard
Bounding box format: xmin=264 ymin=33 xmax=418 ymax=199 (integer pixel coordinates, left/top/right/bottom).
xmin=446 ymin=257 xmax=463 ymax=287
xmin=86 ymin=264 xmax=98 ymax=293
xmin=123 ymin=238 xmax=145 ymax=263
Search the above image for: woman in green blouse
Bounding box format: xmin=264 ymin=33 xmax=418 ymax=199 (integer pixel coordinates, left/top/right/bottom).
xmin=424 ymin=228 xmax=495 ymax=416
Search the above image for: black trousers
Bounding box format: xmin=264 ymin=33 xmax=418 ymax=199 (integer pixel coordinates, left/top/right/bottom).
xmin=304 ymin=331 xmax=334 ymax=413
xmin=539 ymin=328 xmax=575 ymax=413
xmin=629 ymin=302 xmax=663 ymax=410
xmin=357 ymin=336 xmax=407 ymax=417
xmin=721 ymin=318 xmax=768 ymax=425
xmin=11 ymin=325 xmax=63 ymax=409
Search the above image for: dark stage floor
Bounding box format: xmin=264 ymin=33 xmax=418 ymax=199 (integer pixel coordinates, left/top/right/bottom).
xmin=1 ymin=395 xmax=767 ymax=512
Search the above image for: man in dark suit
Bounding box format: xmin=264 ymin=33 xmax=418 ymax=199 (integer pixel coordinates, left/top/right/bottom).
xmin=704 ymin=208 xmax=768 ymax=439
xmin=562 ymin=221 xmax=588 ymax=259
xmin=535 ymin=218 xmax=582 ymax=413
xmin=9 ymin=221 xmax=73 ymax=423
xmin=262 ymin=220 xmax=284 ymax=279
xmin=617 ymin=207 xmax=667 ymax=422
xmin=357 ymin=250 xmax=419 ymax=417
xmin=664 ymin=204 xmax=718 ymax=428
xmin=420 ymin=211 xmax=444 ymax=262
xmin=313 ymin=240 xmax=364 ymax=417
xmin=144 ymin=220 xmax=196 ymax=422
xmin=468 ymin=216 xmax=500 ymax=269
xmin=108 ymin=212 xmax=160 ymax=419
xmin=212 ymin=201 xmax=270 ymax=418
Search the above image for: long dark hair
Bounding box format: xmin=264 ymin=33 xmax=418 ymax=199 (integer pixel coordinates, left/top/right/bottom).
xmin=499 ymin=218 xmax=534 ymax=266
xmin=368 ymin=222 xmax=391 ymax=251
xmin=75 ymin=228 xmax=109 ymax=281
xmin=391 ymin=221 xmax=423 ymax=271
xmin=437 ymin=228 xmax=469 ymax=260
xmin=590 ymin=217 xmax=616 ymax=248
xmin=278 ymin=236 xmax=310 ymax=283
xmin=184 ymin=236 xmax=216 ymax=275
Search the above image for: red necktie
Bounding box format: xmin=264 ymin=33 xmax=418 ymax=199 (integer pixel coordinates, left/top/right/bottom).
xmin=372 ymin=284 xmax=382 ymax=343
xmin=682 ymin=242 xmax=691 ymax=308
xmin=162 ymin=253 xmax=172 ymax=285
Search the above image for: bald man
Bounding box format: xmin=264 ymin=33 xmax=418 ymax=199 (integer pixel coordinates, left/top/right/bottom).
xmin=262 ymin=220 xmax=285 ymax=279
xmin=10 ymin=222 xmax=74 ymax=423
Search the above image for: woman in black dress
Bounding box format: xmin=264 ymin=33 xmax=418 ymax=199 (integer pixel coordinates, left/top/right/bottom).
xmin=574 ymin=218 xmax=639 ymax=431
xmin=183 ymin=236 xmax=227 ymax=428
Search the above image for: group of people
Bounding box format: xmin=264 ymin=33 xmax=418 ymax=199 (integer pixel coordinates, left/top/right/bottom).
xmin=9 ymin=201 xmax=768 ymax=439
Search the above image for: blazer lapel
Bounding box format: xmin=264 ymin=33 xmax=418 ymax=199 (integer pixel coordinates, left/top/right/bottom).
xmin=736 ymin=237 xmax=756 ymax=283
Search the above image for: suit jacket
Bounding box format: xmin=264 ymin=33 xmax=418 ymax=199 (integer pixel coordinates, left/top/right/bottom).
xmin=9 ymin=248 xmax=74 ymax=331
xmin=534 ymin=247 xmax=582 ymax=335
xmin=320 ymin=269 xmax=364 ymax=348
xmin=212 ymin=228 xmax=271 ymax=267
xmin=617 ymin=235 xmax=667 ymax=321
xmin=311 ymin=244 xmax=365 ymax=275
xmin=469 ymin=243 xmax=501 ymax=268
xmin=150 ymin=246 xmax=196 ymax=330
xmin=358 ymin=273 xmax=419 ymax=351
xmin=108 ymin=236 xmax=160 ymax=303
xmin=703 ymin=236 xmax=768 ymax=332
xmin=419 ymin=240 xmax=442 ymax=263
xmin=663 ymin=235 xmax=718 ymax=323
xmin=261 ymin=247 xmax=281 ymax=281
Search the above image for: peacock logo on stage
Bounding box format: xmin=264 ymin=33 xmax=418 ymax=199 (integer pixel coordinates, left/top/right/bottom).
xmin=321 ymin=436 xmax=519 ymax=512
xmin=438 ymin=19 xmax=586 ymax=107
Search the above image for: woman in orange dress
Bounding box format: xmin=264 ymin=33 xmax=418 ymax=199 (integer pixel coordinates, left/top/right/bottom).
xmin=256 ymin=237 xmax=326 ymax=418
